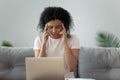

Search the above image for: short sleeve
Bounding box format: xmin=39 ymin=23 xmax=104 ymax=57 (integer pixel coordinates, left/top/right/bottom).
xmin=69 ymin=35 xmax=80 ymax=49
xmin=33 ymin=36 xmax=41 ymax=50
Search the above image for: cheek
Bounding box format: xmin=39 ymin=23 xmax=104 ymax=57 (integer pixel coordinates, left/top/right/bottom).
xmin=57 ymin=29 xmax=62 ymax=33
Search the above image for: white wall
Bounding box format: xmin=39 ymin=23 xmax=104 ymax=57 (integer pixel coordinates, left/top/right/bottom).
xmin=0 ymin=0 xmax=120 ymax=47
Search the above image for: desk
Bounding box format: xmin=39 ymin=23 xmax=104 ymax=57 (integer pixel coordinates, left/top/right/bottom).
xmin=65 ymin=78 xmax=95 ymax=80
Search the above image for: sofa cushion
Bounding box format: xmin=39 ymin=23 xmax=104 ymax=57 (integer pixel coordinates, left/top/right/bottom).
xmin=0 ymin=46 xmax=34 ymax=80
xmin=79 ymin=47 xmax=120 ymax=80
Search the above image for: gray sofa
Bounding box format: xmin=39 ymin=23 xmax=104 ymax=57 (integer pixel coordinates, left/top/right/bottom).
xmin=0 ymin=46 xmax=120 ymax=80
xmin=78 ymin=47 xmax=120 ymax=80
xmin=0 ymin=47 xmax=34 ymax=80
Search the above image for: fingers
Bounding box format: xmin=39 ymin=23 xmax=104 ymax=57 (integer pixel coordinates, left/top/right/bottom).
xmin=59 ymin=24 xmax=66 ymax=35
xmin=43 ymin=24 xmax=50 ymax=37
xmin=59 ymin=31 xmax=63 ymax=35
xmin=62 ymin=23 xmax=66 ymax=31
xmin=44 ymin=24 xmax=50 ymax=35
xmin=44 ymin=24 xmax=48 ymax=31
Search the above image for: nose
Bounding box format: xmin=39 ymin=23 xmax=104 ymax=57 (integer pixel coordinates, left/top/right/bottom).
xmin=52 ymin=28 xmax=56 ymax=33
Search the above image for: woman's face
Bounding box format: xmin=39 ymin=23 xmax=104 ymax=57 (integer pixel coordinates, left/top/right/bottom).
xmin=46 ymin=20 xmax=63 ymax=39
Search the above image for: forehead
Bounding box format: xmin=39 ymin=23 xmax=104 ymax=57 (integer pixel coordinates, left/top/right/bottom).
xmin=47 ymin=20 xmax=62 ymax=26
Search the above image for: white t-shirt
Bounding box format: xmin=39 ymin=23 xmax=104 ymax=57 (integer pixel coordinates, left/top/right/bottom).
xmin=33 ymin=34 xmax=80 ymax=78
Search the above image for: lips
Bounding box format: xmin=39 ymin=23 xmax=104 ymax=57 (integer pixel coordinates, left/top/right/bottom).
xmin=51 ymin=33 xmax=60 ymax=37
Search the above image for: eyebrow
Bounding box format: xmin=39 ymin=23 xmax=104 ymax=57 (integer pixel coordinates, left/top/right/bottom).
xmin=48 ymin=25 xmax=61 ymax=27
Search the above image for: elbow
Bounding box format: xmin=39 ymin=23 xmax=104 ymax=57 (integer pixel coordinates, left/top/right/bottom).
xmin=68 ymin=67 xmax=75 ymax=72
xmin=68 ymin=63 xmax=77 ymax=72
xmin=69 ymin=69 xmax=74 ymax=72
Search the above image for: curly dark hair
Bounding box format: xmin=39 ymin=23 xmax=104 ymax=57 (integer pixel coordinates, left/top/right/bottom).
xmin=38 ymin=6 xmax=74 ymax=38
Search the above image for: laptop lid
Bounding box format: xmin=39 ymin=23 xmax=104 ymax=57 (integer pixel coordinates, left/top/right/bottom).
xmin=25 ymin=57 xmax=64 ymax=80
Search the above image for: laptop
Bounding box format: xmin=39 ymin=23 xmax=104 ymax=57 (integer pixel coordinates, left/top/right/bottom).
xmin=25 ymin=57 xmax=64 ymax=80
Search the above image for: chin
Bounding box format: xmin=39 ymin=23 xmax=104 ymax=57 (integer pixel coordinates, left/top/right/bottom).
xmin=50 ymin=35 xmax=61 ymax=39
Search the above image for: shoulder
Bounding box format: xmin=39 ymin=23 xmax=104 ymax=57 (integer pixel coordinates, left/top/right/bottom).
xmin=34 ymin=36 xmax=41 ymax=41
xmin=35 ymin=36 xmax=40 ymax=39
xmin=67 ymin=34 xmax=80 ymax=43
xmin=69 ymin=34 xmax=79 ymax=40
xmin=68 ymin=34 xmax=80 ymax=49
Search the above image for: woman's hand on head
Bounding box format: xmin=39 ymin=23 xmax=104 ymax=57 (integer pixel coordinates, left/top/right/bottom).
xmin=59 ymin=24 xmax=67 ymax=43
xmin=42 ymin=24 xmax=50 ymax=44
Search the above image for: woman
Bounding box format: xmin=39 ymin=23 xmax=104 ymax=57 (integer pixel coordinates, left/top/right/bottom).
xmin=34 ymin=6 xmax=80 ymax=78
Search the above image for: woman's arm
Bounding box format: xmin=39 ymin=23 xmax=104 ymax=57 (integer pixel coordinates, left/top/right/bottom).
xmin=60 ymin=24 xmax=80 ymax=72
xmin=34 ymin=50 xmax=40 ymax=57
xmin=34 ymin=43 xmax=47 ymax=57
xmin=34 ymin=24 xmax=49 ymax=57
xmin=38 ymin=43 xmax=47 ymax=57
xmin=64 ymin=42 xmax=80 ymax=72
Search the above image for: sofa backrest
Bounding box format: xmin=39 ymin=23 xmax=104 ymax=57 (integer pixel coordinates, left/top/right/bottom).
xmin=0 ymin=46 xmax=34 ymax=80
xmin=78 ymin=47 xmax=120 ymax=80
